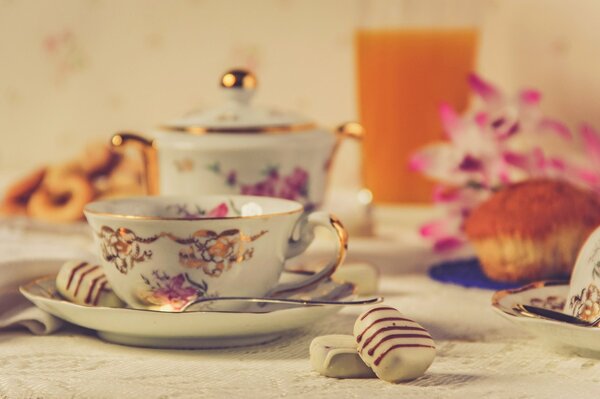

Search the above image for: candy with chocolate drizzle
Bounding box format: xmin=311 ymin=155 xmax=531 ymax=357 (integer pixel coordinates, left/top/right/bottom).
xmin=309 ymin=335 xmax=375 ymax=378
xmin=56 ymin=260 xmax=124 ymax=308
xmin=353 ymin=305 xmax=435 ymax=382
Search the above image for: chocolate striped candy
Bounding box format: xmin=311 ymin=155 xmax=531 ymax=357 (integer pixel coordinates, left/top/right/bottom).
xmin=309 ymin=335 xmax=375 ymax=378
xmin=56 ymin=260 xmax=124 ymax=307
xmin=353 ymin=306 xmax=435 ymax=383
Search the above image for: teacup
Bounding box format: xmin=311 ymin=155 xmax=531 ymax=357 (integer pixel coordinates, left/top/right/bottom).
xmin=567 ymin=226 xmax=600 ymax=322
xmin=84 ymin=195 xmax=347 ymax=311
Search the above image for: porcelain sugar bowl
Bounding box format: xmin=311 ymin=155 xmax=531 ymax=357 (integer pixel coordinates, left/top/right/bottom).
xmin=112 ymin=69 xmax=362 ymax=209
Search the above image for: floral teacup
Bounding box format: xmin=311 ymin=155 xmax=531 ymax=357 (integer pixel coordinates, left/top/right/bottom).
xmin=567 ymin=226 xmax=600 ymax=322
xmin=84 ymin=195 xmax=347 ymax=311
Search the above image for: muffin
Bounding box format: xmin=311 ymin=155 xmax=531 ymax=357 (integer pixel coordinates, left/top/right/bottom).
xmin=464 ymin=179 xmax=600 ymax=282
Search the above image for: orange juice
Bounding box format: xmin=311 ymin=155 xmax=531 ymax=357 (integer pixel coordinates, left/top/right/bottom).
xmin=356 ymin=28 xmax=478 ymax=203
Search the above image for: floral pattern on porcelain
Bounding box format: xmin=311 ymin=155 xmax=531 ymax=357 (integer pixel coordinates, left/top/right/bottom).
xmin=569 ymin=283 xmax=600 ymax=322
xmin=97 ymin=224 xmax=267 ymax=276
xmin=176 ymin=229 xmax=268 ymax=277
xmin=529 ymin=296 xmax=565 ymax=311
xmin=139 ymin=270 xmax=212 ymax=311
xmin=207 ymin=162 xmax=311 ymax=205
xmin=97 ymin=226 xmax=157 ymax=274
xmin=165 ymin=202 xmax=231 ymax=219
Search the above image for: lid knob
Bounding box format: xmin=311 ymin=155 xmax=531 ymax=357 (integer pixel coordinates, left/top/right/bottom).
xmin=220 ymin=69 xmax=257 ymax=105
xmin=221 ymin=69 xmax=257 ymax=89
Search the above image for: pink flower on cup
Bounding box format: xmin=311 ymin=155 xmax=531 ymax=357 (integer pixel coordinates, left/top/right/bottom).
xmin=207 ymin=203 xmax=229 ymax=218
xmin=140 ymin=271 xmax=208 ymax=310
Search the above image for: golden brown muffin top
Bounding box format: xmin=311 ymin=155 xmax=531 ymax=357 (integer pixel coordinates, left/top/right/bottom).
xmin=465 ymin=179 xmax=600 ymax=239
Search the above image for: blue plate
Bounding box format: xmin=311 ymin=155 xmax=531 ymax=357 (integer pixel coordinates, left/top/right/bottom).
xmin=428 ymin=258 xmax=528 ymax=290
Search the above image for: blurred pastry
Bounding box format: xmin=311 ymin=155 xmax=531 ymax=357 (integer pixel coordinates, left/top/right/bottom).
xmin=0 ymin=141 xmax=145 ymax=223
xmin=28 ymin=174 xmax=95 ymax=223
xmin=465 ymin=179 xmax=600 ymax=282
xmin=0 ymin=167 xmax=45 ymax=215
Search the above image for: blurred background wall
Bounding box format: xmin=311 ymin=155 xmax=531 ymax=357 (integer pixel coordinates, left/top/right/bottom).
xmin=1 ymin=0 xmax=599 ymax=188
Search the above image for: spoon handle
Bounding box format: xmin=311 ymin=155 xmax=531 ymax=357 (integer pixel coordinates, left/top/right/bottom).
xmin=181 ymin=296 xmax=382 ymax=311
xmin=516 ymin=304 xmax=593 ymax=326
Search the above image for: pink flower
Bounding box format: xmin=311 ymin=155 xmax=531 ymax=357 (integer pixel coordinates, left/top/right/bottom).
xmin=411 ymin=73 xmax=593 ymax=254
xmin=207 ymin=203 xmax=228 ymax=218
xmin=146 ymin=274 xmax=198 ymax=309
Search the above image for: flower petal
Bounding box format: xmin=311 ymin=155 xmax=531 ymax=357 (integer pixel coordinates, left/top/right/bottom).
xmin=433 ymin=185 xmax=461 ymax=203
xmin=539 ymin=118 xmax=572 ymax=140
xmin=468 ymin=73 xmax=500 ymax=102
xmin=520 ymin=89 xmax=541 ymax=105
xmin=433 ymin=236 xmax=464 ymax=252
xmin=503 ymin=151 xmax=529 ymax=169
xmin=458 ymin=155 xmax=483 ymax=172
xmin=577 ymin=168 xmax=600 ymax=186
xmin=419 ymin=220 xmax=447 ymax=238
xmin=439 ymin=103 xmax=461 ymax=140
xmin=580 ymin=124 xmax=600 ymax=164
xmin=408 ymin=151 xmax=430 ymax=172
xmin=474 ymin=112 xmax=488 ymax=127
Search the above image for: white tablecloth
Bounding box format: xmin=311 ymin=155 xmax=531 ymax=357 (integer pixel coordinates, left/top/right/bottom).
xmin=1 ymin=217 xmax=600 ymax=399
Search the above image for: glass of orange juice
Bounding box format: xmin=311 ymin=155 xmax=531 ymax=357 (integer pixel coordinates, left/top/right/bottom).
xmin=356 ymin=0 xmax=483 ymax=203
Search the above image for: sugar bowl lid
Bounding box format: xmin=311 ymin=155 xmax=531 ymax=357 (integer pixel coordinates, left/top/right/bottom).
xmin=161 ymin=69 xmax=316 ymax=134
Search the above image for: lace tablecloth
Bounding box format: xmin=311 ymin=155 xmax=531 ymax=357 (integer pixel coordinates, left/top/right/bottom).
xmin=1 ymin=220 xmax=600 ymax=399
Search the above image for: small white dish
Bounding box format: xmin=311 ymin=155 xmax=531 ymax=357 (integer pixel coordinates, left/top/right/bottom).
xmin=492 ymin=281 xmax=600 ymax=355
xmin=20 ymin=269 xmax=358 ymax=349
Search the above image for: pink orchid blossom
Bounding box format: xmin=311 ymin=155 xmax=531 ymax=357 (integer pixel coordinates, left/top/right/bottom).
xmin=412 ymin=74 xmax=597 ymax=253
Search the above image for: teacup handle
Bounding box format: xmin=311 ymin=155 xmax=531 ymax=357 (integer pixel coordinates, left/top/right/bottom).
xmin=267 ymin=212 xmax=348 ymax=297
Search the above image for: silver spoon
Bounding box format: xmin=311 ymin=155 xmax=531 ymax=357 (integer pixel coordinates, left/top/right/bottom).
xmin=513 ymin=303 xmax=600 ymax=327
xmin=180 ymin=296 xmax=383 ymax=312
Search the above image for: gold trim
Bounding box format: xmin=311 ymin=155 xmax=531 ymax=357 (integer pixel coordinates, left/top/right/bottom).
xmin=336 ymin=121 xmax=365 ymax=140
xmin=221 ymin=69 xmax=257 ymax=89
xmin=269 ymin=214 xmax=348 ymax=297
xmin=491 ymin=280 xmax=568 ymax=311
xmin=159 ymin=122 xmax=318 ymax=135
xmin=20 ymin=275 xmax=62 ymax=300
xmin=330 ymin=214 xmax=349 ymax=275
xmin=84 ymin=198 xmax=303 ymax=221
xmin=111 ymin=132 xmax=160 ymax=195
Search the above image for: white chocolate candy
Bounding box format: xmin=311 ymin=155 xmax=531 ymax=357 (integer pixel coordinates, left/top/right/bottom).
xmin=331 ymin=263 xmax=379 ymax=295
xmin=56 ymin=260 xmax=124 ymax=307
xmin=310 ymin=335 xmax=375 ymax=378
xmin=353 ymin=306 xmax=435 ymax=383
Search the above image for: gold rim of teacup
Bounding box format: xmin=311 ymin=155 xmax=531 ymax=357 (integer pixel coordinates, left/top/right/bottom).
xmin=83 ymin=196 xmax=305 ymax=221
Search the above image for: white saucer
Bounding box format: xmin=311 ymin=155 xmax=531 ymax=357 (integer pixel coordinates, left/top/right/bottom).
xmin=21 ymin=269 xmax=359 ymax=349
xmin=492 ymin=281 xmax=600 ymax=355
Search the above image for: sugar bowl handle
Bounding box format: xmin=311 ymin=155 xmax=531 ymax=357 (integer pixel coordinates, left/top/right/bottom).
xmin=111 ymin=132 xmax=160 ymax=195
xmin=336 ymin=122 xmax=365 ymax=140
xmin=268 ymin=212 xmax=348 ymax=297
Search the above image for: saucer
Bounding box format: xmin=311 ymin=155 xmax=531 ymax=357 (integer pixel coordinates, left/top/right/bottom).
xmin=492 ymin=281 xmax=600 ymax=355
xmin=21 ymin=269 xmax=359 ymax=349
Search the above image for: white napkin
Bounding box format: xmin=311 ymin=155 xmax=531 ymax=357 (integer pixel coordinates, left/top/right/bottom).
xmin=0 ymin=256 xmax=95 ymax=335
